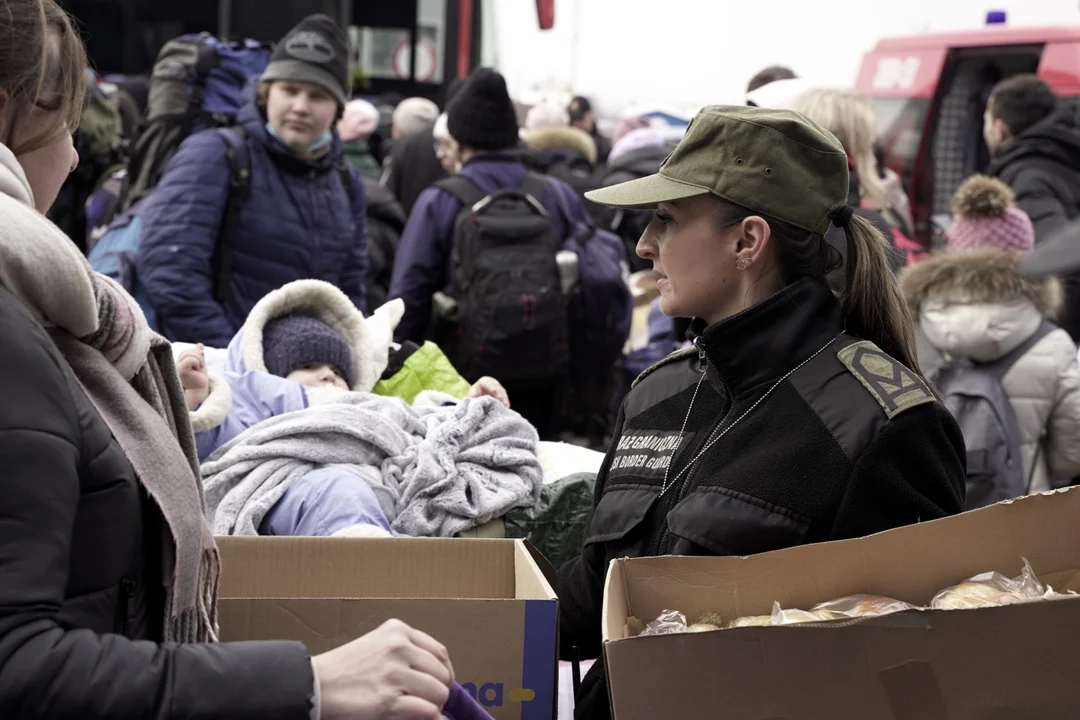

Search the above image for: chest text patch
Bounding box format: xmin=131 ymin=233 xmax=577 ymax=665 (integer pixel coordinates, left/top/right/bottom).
xmin=837 ymin=341 xmax=935 ymax=419
xmin=609 ymin=430 xmax=688 ymax=480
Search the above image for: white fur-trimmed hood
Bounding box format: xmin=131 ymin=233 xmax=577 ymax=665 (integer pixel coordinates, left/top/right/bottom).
xmin=241 ymin=280 xmax=388 ymax=392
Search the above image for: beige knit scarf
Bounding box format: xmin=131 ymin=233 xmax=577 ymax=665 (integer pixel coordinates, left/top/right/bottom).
xmin=0 ymin=144 xmax=219 ymax=642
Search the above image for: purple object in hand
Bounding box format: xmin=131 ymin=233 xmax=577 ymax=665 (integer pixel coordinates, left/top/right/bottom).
xmin=442 ymin=683 xmax=495 ymax=720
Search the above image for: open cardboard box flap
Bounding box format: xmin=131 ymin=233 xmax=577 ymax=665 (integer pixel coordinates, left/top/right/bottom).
xmin=216 ymin=537 xmax=557 ymax=720
xmin=218 ymin=536 xmax=556 ymax=601
xmin=604 ymin=487 xmax=1080 ymax=641
xmin=601 ymin=487 xmax=1080 ymax=720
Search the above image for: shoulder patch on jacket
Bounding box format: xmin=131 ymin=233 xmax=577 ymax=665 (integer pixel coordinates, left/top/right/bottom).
xmin=631 ymin=346 xmax=698 ymax=389
xmin=837 ymin=341 xmax=934 ymax=419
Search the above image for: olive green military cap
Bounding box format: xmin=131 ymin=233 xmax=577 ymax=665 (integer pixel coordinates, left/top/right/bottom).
xmin=586 ymin=105 xmax=850 ymax=236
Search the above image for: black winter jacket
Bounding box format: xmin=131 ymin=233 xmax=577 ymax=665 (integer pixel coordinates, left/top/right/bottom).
xmin=383 ymin=124 xmax=447 ymax=216
xmin=0 ymin=286 xmax=316 ymax=719
xmin=364 ymin=178 xmax=406 ymax=310
xmin=989 ymin=109 xmax=1080 ymax=340
xmin=558 ymin=278 xmax=966 ymax=720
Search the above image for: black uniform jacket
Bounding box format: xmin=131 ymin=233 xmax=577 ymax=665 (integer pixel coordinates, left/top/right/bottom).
xmin=559 ymin=277 xmax=967 ymax=719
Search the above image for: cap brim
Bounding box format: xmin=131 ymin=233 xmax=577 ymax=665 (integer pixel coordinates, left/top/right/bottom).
xmin=1019 ymin=220 xmax=1080 ymax=277
xmin=585 ymin=172 xmax=711 ymax=210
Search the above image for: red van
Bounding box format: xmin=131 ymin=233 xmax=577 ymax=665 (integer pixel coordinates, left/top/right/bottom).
xmin=856 ymin=26 xmax=1080 ymax=247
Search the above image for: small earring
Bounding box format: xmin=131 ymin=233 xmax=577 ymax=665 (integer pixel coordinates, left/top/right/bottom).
xmin=736 ymin=258 xmax=751 ymax=271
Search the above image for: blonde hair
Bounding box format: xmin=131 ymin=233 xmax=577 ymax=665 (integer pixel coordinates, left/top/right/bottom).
xmin=0 ymin=0 xmax=87 ymax=155
xmin=794 ymin=88 xmax=888 ymax=210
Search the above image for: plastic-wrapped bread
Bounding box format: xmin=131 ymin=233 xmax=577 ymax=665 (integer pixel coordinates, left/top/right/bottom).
xmin=932 ymin=559 xmax=1056 ymax=611
xmin=725 ymin=614 xmax=773 ymax=628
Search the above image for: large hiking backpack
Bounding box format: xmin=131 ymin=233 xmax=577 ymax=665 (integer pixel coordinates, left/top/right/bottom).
xmin=102 ymin=34 xmax=271 ymax=229
xmin=929 ymin=322 xmax=1056 ymax=510
xmin=434 ymin=173 xmax=571 ymax=383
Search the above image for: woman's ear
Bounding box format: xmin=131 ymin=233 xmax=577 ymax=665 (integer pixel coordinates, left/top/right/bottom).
xmin=734 ymin=215 xmax=773 ymax=265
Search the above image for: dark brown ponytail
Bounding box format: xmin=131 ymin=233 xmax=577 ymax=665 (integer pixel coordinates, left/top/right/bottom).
xmin=840 ymin=213 xmax=923 ymax=376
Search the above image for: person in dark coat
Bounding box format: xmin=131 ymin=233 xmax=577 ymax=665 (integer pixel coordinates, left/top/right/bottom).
xmin=0 ymin=4 xmax=456 ymax=719
xmin=388 ymin=68 xmax=591 ymax=435
xmin=381 ymin=122 xmax=445 ymax=215
xmin=598 ymin=127 xmax=675 ymax=272
xmin=138 ymin=14 xmax=369 ymax=347
xmin=560 ymin=105 xmax=967 ymax=720
xmin=363 ymin=178 xmax=406 ymax=309
xmin=568 ymin=95 xmax=612 ymax=165
xmin=985 ymin=74 xmax=1080 ymax=340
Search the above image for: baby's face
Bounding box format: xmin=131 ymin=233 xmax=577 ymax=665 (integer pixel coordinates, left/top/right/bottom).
xmin=286 ymin=363 xmax=349 ymax=390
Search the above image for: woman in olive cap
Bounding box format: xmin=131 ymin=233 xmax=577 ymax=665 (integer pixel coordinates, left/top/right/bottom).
xmin=558 ymin=105 xmax=967 ymax=719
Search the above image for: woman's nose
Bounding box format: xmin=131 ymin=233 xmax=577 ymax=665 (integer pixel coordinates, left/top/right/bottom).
xmin=69 ymin=146 xmax=79 ymax=174
xmin=636 ymin=230 xmax=657 ymax=260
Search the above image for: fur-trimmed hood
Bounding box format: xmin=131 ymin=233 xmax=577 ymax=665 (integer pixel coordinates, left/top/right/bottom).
xmin=900 ymin=248 xmax=1064 ymax=363
xmin=230 ymin=280 xmax=404 ymax=392
xmin=900 ymin=248 xmax=1062 ymax=319
xmin=519 ymin=126 xmax=598 ymax=166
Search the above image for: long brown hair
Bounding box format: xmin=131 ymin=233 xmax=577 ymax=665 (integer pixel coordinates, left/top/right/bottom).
xmin=0 ymin=0 xmax=87 ymax=155
xmin=714 ymin=199 xmax=924 ymax=377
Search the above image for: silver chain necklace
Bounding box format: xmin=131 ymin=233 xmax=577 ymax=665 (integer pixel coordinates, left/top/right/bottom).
xmin=659 ymin=334 xmax=839 ymax=498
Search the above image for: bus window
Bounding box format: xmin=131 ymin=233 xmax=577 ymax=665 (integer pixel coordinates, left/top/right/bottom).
xmin=351 ymin=0 xmax=446 ymax=86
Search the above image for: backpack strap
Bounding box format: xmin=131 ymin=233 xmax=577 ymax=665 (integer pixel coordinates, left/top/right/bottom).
xmin=980 ymin=321 xmax=1057 ymax=381
xmin=434 ymin=175 xmax=488 ymax=212
xmin=520 ymin=171 xmax=550 ymax=206
xmin=336 ymin=158 xmax=354 ymax=195
xmin=212 ymin=126 xmax=251 ymax=303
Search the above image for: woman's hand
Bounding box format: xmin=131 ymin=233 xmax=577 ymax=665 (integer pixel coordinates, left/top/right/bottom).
xmin=466 ymin=376 xmax=511 ymax=408
xmin=177 ymin=344 xmax=210 ymax=410
xmin=313 ymin=619 xmax=455 ymax=720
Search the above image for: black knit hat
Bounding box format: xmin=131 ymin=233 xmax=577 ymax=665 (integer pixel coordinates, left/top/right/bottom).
xmin=447 ymin=68 xmax=520 ymax=150
xmin=262 ymin=14 xmax=349 ymax=108
xmin=263 ymin=315 xmax=354 ymax=386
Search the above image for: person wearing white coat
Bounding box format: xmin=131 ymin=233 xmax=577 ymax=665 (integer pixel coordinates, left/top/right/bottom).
xmin=901 ymin=175 xmax=1080 ymax=493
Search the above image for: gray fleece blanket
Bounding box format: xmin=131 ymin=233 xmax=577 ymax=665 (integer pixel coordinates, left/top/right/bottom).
xmin=201 ymin=393 xmax=542 ymax=537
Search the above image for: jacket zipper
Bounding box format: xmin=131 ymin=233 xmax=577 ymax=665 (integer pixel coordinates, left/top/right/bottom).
xmin=649 ymin=337 xmax=732 ymax=556
xmin=119 ymin=577 xmax=136 ymax=636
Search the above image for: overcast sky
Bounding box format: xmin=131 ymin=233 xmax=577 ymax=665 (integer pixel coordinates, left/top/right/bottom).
xmin=488 ymin=0 xmax=1080 ymax=113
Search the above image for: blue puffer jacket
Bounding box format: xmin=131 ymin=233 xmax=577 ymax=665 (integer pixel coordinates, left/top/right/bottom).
xmin=388 ymin=153 xmax=591 ymax=343
xmin=137 ymin=93 xmax=369 ymax=347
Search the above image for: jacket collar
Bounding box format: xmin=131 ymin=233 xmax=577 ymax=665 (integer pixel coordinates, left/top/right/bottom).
xmin=460 ymin=151 xmax=527 ymax=170
xmin=689 ymin=277 xmax=843 ymax=398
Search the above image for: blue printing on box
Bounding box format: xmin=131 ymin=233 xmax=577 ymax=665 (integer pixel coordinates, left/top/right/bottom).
xmin=521 ymin=599 xmax=557 ymax=720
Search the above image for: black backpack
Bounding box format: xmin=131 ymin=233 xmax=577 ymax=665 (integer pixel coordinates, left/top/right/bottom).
xmin=433 ymin=172 xmax=570 ymax=383
xmin=928 ymin=321 xmax=1056 ymax=510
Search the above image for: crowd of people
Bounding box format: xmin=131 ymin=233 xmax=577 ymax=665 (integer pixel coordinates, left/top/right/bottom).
xmin=4 ymin=1 xmax=1080 ymax=718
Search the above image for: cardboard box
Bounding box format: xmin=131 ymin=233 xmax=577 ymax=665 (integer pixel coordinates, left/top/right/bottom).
xmin=602 ymin=487 xmax=1080 ymax=720
xmin=217 ymin=536 xmax=558 ymax=720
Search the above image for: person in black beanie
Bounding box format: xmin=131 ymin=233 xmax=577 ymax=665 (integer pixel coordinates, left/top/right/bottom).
xmin=138 ymin=12 xmax=371 ymax=347
xmin=388 ymin=67 xmax=593 ymax=438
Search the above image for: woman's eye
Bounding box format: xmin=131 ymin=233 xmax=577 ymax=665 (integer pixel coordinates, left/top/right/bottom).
xmin=654 ymin=211 xmax=673 ymax=225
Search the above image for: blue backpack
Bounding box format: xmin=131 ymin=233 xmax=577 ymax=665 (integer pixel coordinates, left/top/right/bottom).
xmin=85 ymin=34 xmax=271 ymax=245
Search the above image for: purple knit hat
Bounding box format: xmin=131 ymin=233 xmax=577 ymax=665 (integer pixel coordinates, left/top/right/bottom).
xmin=946 ymin=175 xmax=1034 ymax=253
xmin=263 ymin=314 xmax=354 ymax=385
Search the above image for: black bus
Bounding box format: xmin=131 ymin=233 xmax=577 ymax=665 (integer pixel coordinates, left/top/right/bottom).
xmin=59 ymin=0 xmax=553 ymax=101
